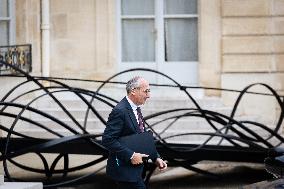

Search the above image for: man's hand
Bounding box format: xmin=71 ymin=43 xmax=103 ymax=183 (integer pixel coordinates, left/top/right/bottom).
xmin=131 ymin=152 xmax=149 ymax=165
xmin=155 ymin=158 xmax=167 ymax=170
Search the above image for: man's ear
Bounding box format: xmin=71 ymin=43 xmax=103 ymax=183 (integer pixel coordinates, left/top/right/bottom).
xmin=130 ymin=88 xmax=136 ymax=95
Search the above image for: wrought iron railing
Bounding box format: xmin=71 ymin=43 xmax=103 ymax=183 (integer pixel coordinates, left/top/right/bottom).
xmin=0 ymin=44 xmax=32 ymax=75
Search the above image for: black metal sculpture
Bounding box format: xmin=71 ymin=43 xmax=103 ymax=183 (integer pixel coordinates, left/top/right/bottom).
xmin=0 ymin=60 xmax=284 ymax=188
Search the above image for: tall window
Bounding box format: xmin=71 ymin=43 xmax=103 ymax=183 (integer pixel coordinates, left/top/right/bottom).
xmin=0 ymin=0 xmax=15 ymax=46
xmin=121 ymin=0 xmax=155 ymax=62
xmin=164 ymin=0 xmax=198 ymax=61
xmin=120 ymin=0 xmax=198 ymax=63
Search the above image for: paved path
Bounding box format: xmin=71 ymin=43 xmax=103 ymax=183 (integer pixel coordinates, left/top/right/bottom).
xmin=56 ymin=163 xmax=272 ymax=189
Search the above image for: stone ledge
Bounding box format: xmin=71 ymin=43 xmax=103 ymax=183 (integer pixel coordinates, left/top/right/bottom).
xmin=0 ymin=182 xmax=42 ymax=189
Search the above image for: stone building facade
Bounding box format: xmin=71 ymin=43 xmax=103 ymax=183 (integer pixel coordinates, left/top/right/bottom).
xmin=1 ymin=0 xmax=284 ymax=122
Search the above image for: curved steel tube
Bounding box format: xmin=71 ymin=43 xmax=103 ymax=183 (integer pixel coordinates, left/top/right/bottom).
xmin=0 ymin=61 xmax=283 ymax=187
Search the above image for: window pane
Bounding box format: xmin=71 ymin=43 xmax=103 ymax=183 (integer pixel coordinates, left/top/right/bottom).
xmin=122 ymin=19 xmax=155 ymax=62
xmin=0 ymin=21 xmax=8 ymax=46
xmin=122 ymin=0 xmax=154 ymax=15
xmin=0 ymin=0 xmax=8 ymax=17
xmin=165 ymin=18 xmax=198 ymax=61
xmin=164 ymin=0 xmax=197 ymax=14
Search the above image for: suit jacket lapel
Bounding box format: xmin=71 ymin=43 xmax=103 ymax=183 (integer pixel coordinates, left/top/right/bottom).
xmin=123 ymin=97 xmax=140 ymax=133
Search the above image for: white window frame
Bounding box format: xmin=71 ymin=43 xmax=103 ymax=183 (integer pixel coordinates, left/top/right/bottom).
xmin=0 ymin=0 xmax=16 ymax=45
xmin=116 ymin=0 xmax=199 ymax=85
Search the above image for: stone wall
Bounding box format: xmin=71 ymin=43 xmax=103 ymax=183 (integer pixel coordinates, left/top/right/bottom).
xmin=15 ymin=0 xmax=41 ymax=75
xmin=221 ymin=0 xmax=284 ymax=90
xmin=15 ymin=0 xmax=117 ymax=81
xmin=221 ymin=0 xmax=284 ymax=123
xmin=11 ymin=0 xmax=284 ymax=123
xmin=199 ymin=0 xmax=222 ymax=96
xmin=49 ymin=0 xmax=117 ymax=80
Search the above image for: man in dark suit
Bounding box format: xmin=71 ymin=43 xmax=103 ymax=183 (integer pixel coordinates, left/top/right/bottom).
xmin=102 ymin=76 xmax=167 ymax=189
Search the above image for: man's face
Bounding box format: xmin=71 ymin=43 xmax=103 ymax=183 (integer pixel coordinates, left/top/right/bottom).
xmin=131 ymin=79 xmax=150 ymax=106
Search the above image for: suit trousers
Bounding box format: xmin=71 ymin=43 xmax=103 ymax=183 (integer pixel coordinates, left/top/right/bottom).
xmin=116 ymin=178 xmax=146 ymax=189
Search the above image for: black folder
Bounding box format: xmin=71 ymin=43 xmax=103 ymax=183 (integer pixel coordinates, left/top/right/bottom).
xmin=118 ymin=131 xmax=158 ymax=160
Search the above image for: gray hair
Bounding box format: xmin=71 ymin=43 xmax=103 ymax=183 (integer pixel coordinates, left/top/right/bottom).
xmin=126 ymin=76 xmax=143 ymax=94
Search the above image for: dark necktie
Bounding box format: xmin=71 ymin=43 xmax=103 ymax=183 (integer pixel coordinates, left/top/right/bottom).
xmin=136 ymin=107 xmax=144 ymax=132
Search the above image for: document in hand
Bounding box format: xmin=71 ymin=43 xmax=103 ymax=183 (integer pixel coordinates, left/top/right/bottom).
xmin=118 ymin=131 xmax=158 ymax=160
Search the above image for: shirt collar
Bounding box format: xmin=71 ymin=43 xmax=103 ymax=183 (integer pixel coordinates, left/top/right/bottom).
xmin=126 ymin=96 xmax=139 ymax=111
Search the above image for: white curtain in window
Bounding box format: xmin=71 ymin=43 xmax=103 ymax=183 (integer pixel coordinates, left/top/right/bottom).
xmin=0 ymin=0 xmax=9 ymax=46
xmin=0 ymin=22 xmax=8 ymax=46
xmin=164 ymin=0 xmax=197 ymax=14
xmin=122 ymin=19 xmax=155 ymax=62
xmin=122 ymin=0 xmax=154 ymax=15
xmin=0 ymin=0 xmax=8 ymax=17
xmin=165 ymin=18 xmax=198 ymax=61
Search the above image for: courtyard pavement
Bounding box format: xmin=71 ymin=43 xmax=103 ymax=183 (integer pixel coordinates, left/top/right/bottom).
xmin=55 ymin=162 xmax=273 ymax=189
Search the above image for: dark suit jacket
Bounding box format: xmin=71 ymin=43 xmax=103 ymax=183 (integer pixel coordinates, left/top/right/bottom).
xmin=102 ymin=97 xmax=157 ymax=182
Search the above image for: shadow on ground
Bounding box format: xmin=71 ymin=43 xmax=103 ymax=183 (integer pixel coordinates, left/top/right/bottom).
xmin=149 ymin=165 xmax=271 ymax=189
xmin=47 ymin=163 xmax=272 ymax=189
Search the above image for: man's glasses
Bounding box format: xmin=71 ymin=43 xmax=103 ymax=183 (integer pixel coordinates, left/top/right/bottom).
xmin=132 ymin=88 xmax=151 ymax=94
xmin=142 ymin=89 xmax=151 ymax=94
